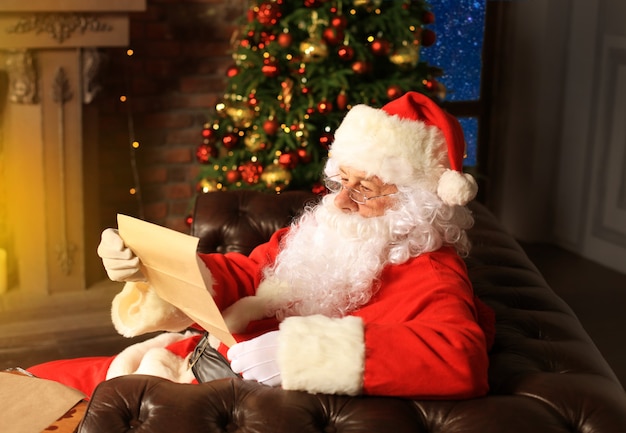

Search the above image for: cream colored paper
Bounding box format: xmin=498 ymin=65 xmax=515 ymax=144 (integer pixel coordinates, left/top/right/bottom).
xmin=117 ymin=214 xmax=236 ymax=347
xmin=0 ymin=372 xmax=85 ymax=433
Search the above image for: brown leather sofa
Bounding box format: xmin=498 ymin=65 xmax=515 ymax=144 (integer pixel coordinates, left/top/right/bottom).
xmin=78 ymin=190 xmax=626 ymax=433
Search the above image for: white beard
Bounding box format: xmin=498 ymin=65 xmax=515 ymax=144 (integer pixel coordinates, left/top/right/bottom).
xmin=258 ymin=195 xmax=398 ymax=320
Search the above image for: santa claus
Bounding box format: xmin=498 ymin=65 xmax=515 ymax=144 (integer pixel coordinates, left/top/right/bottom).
xmin=28 ymin=92 xmax=494 ymax=399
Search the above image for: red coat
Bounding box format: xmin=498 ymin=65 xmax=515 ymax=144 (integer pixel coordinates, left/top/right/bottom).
xmin=203 ymin=227 xmax=493 ymax=399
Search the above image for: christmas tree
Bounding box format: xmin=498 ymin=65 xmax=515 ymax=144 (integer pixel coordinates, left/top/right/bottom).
xmin=196 ymin=0 xmax=443 ymax=195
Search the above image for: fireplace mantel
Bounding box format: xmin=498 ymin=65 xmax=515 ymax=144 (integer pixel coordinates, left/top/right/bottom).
xmin=1 ymin=0 xmax=146 ymax=12
xmin=0 ymin=1 xmax=146 ymax=312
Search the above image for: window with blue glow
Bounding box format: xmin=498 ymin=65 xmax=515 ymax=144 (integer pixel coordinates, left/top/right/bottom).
xmin=421 ymin=0 xmax=486 ymax=166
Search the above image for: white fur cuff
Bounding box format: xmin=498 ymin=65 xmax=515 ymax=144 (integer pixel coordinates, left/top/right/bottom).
xmin=106 ymin=331 xmax=196 ymax=384
xmin=111 ymin=281 xmax=194 ymax=337
xmin=278 ymin=314 xmax=365 ymax=396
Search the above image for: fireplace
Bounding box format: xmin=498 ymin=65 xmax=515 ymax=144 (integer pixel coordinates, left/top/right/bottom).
xmin=0 ymin=0 xmax=146 ymax=313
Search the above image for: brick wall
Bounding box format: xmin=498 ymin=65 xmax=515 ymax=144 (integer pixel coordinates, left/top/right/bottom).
xmin=96 ymin=0 xmax=244 ymax=233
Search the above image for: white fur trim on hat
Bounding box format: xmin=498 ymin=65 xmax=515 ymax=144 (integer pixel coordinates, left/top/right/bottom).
xmin=328 ymin=104 xmax=448 ymax=191
xmin=278 ymin=314 xmax=365 ymax=395
xmin=111 ymin=281 xmax=194 ymax=338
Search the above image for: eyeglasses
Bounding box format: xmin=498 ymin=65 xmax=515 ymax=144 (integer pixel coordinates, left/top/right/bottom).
xmin=325 ymin=175 xmax=397 ymax=205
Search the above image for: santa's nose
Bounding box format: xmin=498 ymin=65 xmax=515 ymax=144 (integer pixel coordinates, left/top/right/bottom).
xmin=334 ymin=188 xmax=358 ymax=213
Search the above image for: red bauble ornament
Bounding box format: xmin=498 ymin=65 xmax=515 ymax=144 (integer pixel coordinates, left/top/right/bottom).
xmin=185 ymin=215 xmax=193 ymax=226
xmin=322 ymin=27 xmax=343 ymax=46
xmin=226 ymin=65 xmax=239 ymax=78
xmin=202 ymin=127 xmax=215 ymax=140
xmin=370 ymin=38 xmax=390 ymax=56
xmin=263 ymin=119 xmax=279 ymax=135
xmin=297 ymin=147 xmax=311 ymax=163
xmin=386 ymin=85 xmax=403 ymax=100
xmin=422 ymin=11 xmax=435 ymax=24
xmin=278 ymin=151 xmax=299 ymax=169
xmin=312 ymin=183 xmax=327 ymax=195
xmin=317 ymin=99 xmax=333 ymax=114
xmin=336 ymin=91 xmax=348 ymax=110
xmin=262 ymin=61 xmax=280 ymax=77
xmin=331 ymin=15 xmax=348 ymax=29
xmin=195 ymin=143 xmax=216 ymax=163
xmin=277 ymin=32 xmax=292 ymax=48
xmin=257 ymin=2 xmax=282 ymax=26
xmin=319 ymin=132 xmax=333 ymax=149
xmin=222 ymin=132 xmax=239 ymax=149
xmin=260 ymin=31 xmax=275 ymax=44
xmin=337 ymin=45 xmax=354 ymax=61
xmin=248 ymin=95 xmax=258 ymax=107
xmin=226 ymin=169 xmax=241 ymax=184
xmin=238 ymin=161 xmax=263 ymax=184
xmin=351 ymin=60 xmax=371 ymax=74
xmin=421 ymin=29 xmax=436 ymax=47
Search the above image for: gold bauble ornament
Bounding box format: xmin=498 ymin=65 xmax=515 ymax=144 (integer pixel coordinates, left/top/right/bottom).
xmin=300 ymin=37 xmax=329 ymax=62
xmin=390 ymin=45 xmax=420 ymax=69
xmin=244 ymin=132 xmax=265 ymax=152
xmin=353 ymin=0 xmax=383 ymax=11
xmin=232 ymin=52 xmax=249 ymax=64
xmin=197 ymin=178 xmax=220 ymax=193
xmin=260 ymin=163 xmax=292 ymax=192
xmin=224 ymin=101 xmax=255 ymax=128
xmin=281 ymin=78 xmax=294 ymax=111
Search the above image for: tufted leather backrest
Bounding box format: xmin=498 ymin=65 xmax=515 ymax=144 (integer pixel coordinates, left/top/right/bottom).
xmin=190 ymin=190 xmax=319 ymax=255
xmin=79 ymin=193 xmax=626 ymax=433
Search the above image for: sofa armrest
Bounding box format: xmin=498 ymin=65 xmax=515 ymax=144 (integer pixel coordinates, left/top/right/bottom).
xmin=79 ymin=376 xmax=426 ymax=433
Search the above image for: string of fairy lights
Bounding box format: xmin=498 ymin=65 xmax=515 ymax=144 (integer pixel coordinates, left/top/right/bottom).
xmin=120 ymin=48 xmax=145 ymax=220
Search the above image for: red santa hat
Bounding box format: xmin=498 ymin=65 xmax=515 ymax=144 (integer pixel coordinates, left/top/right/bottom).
xmin=326 ymin=91 xmax=477 ymax=206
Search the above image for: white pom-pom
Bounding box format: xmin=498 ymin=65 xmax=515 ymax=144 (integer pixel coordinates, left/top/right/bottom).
xmin=437 ymin=169 xmax=478 ymax=206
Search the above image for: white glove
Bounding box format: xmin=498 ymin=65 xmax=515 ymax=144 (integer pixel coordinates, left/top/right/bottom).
xmin=97 ymin=228 xmax=146 ymax=282
xmin=227 ymin=330 xmax=282 ymax=387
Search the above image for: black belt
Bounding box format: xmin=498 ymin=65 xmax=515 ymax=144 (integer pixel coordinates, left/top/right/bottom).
xmin=189 ymin=332 xmax=241 ymax=383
